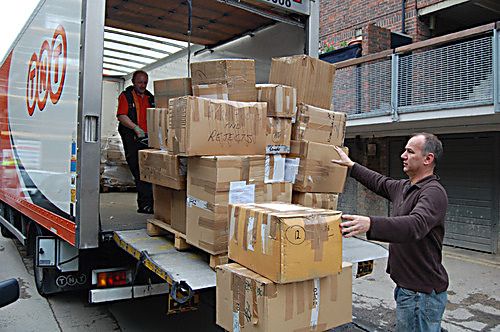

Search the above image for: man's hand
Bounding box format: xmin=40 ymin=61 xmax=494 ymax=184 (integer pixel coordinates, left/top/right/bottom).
xmin=133 ymin=125 xmax=146 ymax=139
xmin=331 ymin=146 xmax=355 ymax=168
xmin=340 ymin=214 xmax=371 ymax=238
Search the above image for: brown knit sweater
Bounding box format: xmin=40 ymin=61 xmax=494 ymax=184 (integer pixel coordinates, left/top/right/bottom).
xmin=350 ymin=163 xmax=449 ymax=294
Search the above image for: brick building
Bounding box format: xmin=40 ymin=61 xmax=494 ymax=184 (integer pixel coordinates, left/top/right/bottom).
xmin=319 ymin=1 xmax=500 ymax=253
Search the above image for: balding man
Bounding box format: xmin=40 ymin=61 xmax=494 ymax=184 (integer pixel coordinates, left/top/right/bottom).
xmin=332 ymin=133 xmax=448 ymax=331
xmin=117 ymin=70 xmax=154 ymax=214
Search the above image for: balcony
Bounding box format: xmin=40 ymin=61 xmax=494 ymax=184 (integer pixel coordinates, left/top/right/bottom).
xmin=333 ymin=22 xmax=500 ymax=138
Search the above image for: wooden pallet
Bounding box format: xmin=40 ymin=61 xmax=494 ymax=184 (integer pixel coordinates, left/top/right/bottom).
xmin=147 ymin=218 xmax=190 ymax=250
xmin=147 ymin=218 xmax=228 ymax=269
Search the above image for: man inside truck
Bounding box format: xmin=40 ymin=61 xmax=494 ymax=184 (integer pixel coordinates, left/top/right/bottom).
xmin=116 ymin=70 xmax=155 ymax=214
xmin=331 ymin=133 xmax=448 ymax=332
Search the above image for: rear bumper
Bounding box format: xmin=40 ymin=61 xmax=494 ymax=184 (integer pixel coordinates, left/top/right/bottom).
xmin=89 ymin=283 xmax=169 ymax=303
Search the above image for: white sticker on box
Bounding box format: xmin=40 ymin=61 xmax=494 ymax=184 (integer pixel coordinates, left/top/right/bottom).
xmin=247 ymin=216 xmax=255 ymax=251
xmin=186 ymin=195 xmax=208 ymax=211
xmin=229 ymin=181 xmax=255 ymax=204
xmin=310 ymin=278 xmax=320 ymax=327
xmin=265 ymin=155 xmax=285 ymax=183
xmin=285 ymin=158 xmax=300 ymax=183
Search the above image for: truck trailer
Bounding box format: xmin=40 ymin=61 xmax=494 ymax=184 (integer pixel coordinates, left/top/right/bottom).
xmin=0 ymin=0 xmax=386 ymax=313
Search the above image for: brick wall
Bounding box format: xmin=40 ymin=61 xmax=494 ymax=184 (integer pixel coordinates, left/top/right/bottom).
xmin=319 ymin=0 xmax=448 ymax=52
xmin=362 ymin=24 xmax=391 ymax=56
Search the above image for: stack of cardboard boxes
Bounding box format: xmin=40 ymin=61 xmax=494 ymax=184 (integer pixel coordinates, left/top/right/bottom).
xmin=219 ymin=202 xmax=352 ymax=331
xmin=139 ymin=55 xmax=352 ymax=330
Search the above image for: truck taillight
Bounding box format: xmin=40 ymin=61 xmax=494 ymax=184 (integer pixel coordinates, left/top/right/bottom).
xmin=96 ymin=270 xmax=131 ymax=287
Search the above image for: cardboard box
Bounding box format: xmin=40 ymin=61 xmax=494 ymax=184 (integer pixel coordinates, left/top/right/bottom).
xmin=292 ymin=192 xmax=339 ymax=210
xmin=293 ymin=104 xmax=346 ymax=146
xmin=256 ymin=84 xmax=296 ymax=118
xmin=154 ymin=78 xmax=192 ymax=108
xmin=287 ymin=141 xmax=348 ymax=193
xmin=192 ymin=83 xmax=229 ymax=100
xmin=265 ymin=117 xmax=291 ymax=154
xmin=228 ymin=202 xmax=343 ymax=283
xmin=191 ymin=59 xmax=257 ymax=102
xmin=258 ymin=182 xmax=293 ymax=203
xmin=167 ymin=96 xmax=267 ymax=156
xmin=216 ymin=262 xmax=352 ymax=332
xmin=139 ymin=149 xmax=187 ymax=190
xmin=269 ymin=55 xmax=335 ymax=110
xmin=153 ymin=184 xmax=172 ymax=224
xmin=265 ymin=154 xmax=285 ymax=183
xmin=172 ymin=189 xmax=187 ymax=233
xmin=147 ymin=108 xmax=168 ymax=150
xmin=186 ymin=156 xmax=265 ymax=254
xmin=152 ymin=185 xmax=187 ymax=233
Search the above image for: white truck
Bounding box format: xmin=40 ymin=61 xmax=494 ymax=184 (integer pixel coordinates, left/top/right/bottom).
xmin=0 ymin=0 xmax=386 ymax=311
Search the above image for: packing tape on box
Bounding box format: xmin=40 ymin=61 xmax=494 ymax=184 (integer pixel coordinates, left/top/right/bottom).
xmin=330 ymin=273 xmax=338 ymax=302
xmin=230 ymin=204 xmax=238 ymax=243
xmin=231 ymin=274 xmax=246 ymax=329
xmin=310 ymin=278 xmax=320 ymax=327
xmin=304 ymin=214 xmax=329 ymax=262
xmin=251 ymin=279 xmax=259 ymax=325
xmin=285 ymin=158 xmax=300 ymax=183
xmin=265 ymin=154 xmax=285 ymax=183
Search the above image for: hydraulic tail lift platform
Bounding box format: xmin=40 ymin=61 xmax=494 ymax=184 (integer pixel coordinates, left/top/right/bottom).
xmin=103 ymin=229 xmax=389 ymax=308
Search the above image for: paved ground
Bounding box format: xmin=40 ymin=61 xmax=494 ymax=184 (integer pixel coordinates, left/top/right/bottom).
xmin=350 ymin=243 xmax=500 ymax=331
xmin=1 ymin=193 xmax=499 ymax=331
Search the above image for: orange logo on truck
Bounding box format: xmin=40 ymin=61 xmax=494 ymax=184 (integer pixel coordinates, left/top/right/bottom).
xmin=26 ymin=25 xmax=67 ymax=116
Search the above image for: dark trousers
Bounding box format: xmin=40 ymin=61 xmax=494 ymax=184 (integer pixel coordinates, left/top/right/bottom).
xmin=118 ymin=126 xmax=153 ymax=209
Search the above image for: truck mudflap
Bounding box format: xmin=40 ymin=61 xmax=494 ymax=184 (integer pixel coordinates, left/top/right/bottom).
xmin=112 ymin=229 xmax=216 ymax=304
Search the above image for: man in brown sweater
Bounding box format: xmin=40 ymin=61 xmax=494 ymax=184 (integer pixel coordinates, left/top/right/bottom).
xmin=332 ymin=133 xmax=448 ymax=332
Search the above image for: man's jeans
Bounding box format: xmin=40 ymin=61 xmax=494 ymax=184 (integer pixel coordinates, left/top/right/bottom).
xmin=394 ymin=286 xmax=447 ymax=332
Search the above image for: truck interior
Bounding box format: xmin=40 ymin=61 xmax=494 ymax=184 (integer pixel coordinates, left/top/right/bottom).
xmin=98 ymin=0 xmax=312 ymax=232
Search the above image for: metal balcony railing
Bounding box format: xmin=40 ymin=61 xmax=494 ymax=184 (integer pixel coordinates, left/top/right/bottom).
xmin=332 ymin=22 xmax=500 ymax=120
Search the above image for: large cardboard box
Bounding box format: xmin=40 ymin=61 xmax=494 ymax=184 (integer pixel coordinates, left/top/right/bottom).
xmin=139 ymin=149 xmax=187 ymax=190
xmin=228 ymin=202 xmax=343 ymax=283
xmin=152 ymin=185 xmax=187 ymax=233
xmin=147 ymin=108 xmax=168 ymax=150
xmin=167 ymin=96 xmax=267 ymax=156
xmin=216 ymin=262 xmax=352 ymax=332
xmin=191 ymin=59 xmax=257 ymax=102
xmin=292 ymin=192 xmax=339 ymax=210
xmin=265 ymin=117 xmax=291 ymax=154
xmin=293 ymin=104 xmax=346 ymax=146
xmin=258 ymin=182 xmax=293 ymax=203
xmin=186 ymin=156 xmax=266 ymax=254
xmin=154 ymin=78 xmax=192 ymax=108
xmin=269 ymin=55 xmax=335 ymax=110
xmin=287 ymin=141 xmax=348 ymax=193
xmin=256 ymin=84 xmax=296 ymax=118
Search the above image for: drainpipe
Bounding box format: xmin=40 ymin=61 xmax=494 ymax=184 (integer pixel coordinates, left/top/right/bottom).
xmin=401 ymin=0 xmax=406 ymax=34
